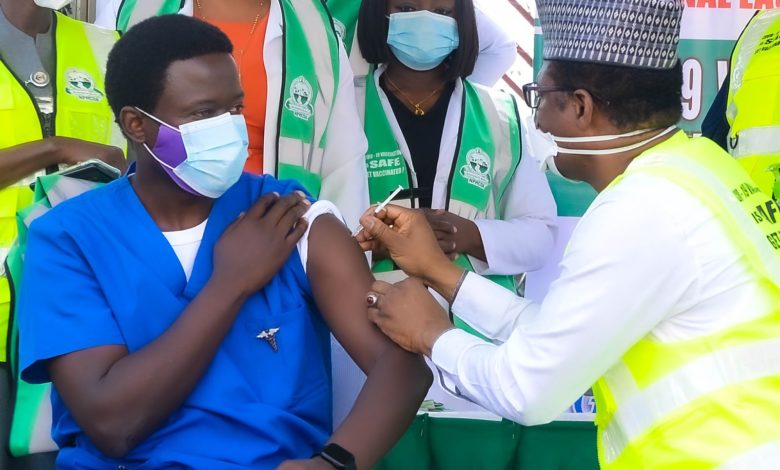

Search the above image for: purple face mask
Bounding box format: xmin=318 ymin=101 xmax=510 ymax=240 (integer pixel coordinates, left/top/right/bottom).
xmin=137 ymin=108 xmax=250 ymax=198
xmin=138 ymin=110 xmax=200 ymax=195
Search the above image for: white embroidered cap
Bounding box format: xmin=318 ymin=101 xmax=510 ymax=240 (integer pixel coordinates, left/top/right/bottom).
xmin=538 ymin=0 xmax=685 ymax=69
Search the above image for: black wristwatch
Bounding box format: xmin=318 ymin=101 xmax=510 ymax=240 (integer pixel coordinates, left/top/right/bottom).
xmin=316 ymin=443 xmax=356 ymax=470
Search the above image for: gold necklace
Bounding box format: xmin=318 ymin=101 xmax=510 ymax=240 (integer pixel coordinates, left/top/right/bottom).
xmin=384 ymin=75 xmax=445 ymax=116
xmin=195 ymin=0 xmax=265 ymax=79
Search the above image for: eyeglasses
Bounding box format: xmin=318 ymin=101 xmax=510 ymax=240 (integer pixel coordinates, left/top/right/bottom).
xmin=521 ymin=82 xmax=610 ymax=110
xmin=521 ymin=82 xmax=576 ymax=109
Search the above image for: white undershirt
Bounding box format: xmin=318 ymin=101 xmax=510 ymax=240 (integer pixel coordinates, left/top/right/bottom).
xmin=161 ymin=200 xmax=341 ymax=281
xmin=162 ymin=219 xmax=208 ymax=281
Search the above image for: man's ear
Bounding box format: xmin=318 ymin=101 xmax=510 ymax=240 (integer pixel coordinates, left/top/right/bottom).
xmin=570 ymin=89 xmax=597 ymax=133
xmin=119 ymin=106 xmax=150 ymax=145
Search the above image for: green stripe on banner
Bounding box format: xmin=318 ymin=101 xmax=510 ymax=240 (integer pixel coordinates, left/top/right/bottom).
xmin=677 ymin=39 xmax=737 ymax=134
xmin=533 ymin=19 xmax=543 ymax=78
xmin=547 ymin=174 xmax=597 ymax=218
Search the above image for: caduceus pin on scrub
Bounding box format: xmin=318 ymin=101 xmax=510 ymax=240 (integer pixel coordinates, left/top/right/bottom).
xmin=257 ymin=327 xmax=280 ymax=352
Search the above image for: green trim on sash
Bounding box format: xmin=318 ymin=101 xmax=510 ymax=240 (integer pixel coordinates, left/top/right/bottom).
xmin=326 ymin=0 xmax=361 ymax=52
xmin=365 ymin=66 xmax=411 ymax=204
xmin=449 ymin=83 xmax=497 ymax=213
xmin=278 ymin=0 xmax=340 ymax=149
xmin=278 ymin=1 xmax=319 ymax=146
xmin=496 ymin=93 xmax=522 ymax=203
xmin=278 ymin=163 xmax=322 ymax=197
xmin=116 ymin=0 xmax=184 ymax=32
xmin=276 ymin=0 xmax=340 ymax=196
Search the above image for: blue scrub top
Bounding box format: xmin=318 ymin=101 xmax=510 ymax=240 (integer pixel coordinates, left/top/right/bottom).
xmin=19 ymin=174 xmax=332 ymax=469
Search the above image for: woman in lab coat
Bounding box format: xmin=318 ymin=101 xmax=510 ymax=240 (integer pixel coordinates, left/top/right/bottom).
xmin=356 ymin=0 xmax=556 ymax=296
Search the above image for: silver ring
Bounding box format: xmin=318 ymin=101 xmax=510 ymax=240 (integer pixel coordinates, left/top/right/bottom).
xmin=366 ymin=293 xmax=379 ymax=307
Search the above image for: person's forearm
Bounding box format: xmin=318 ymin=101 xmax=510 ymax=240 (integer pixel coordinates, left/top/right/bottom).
xmin=0 ymin=139 xmax=59 ymax=189
xmin=66 ymin=277 xmax=248 ymax=456
xmin=421 ymin=261 xmax=466 ymax=304
xmin=329 ymin=348 xmax=431 ymax=469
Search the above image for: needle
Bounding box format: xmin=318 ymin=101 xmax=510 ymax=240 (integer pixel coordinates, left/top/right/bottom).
xmin=351 ymin=185 xmax=404 ymax=237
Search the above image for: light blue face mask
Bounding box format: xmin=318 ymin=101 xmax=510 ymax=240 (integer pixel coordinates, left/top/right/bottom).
xmin=139 ymin=110 xmax=250 ymax=199
xmin=387 ymin=10 xmax=460 ymax=71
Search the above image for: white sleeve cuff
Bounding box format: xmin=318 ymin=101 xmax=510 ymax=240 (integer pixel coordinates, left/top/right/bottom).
xmin=431 ymin=328 xmax=484 ymax=373
xmin=297 ymin=200 xmax=344 ymax=273
xmin=431 ymin=328 xmax=486 ymax=400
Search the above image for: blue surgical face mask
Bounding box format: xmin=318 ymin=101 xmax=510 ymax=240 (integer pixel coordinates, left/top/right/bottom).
xmin=386 ymin=10 xmax=460 ymax=71
xmin=138 ymin=109 xmax=249 ymax=199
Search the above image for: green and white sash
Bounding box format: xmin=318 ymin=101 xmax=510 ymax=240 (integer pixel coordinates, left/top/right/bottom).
xmin=325 ymin=0 xmax=369 ymax=80
xmin=325 ymin=0 xmax=360 ymax=54
xmin=275 ymin=0 xmax=340 ymax=198
xmin=363 ymin=68 xmax=522 ymax=336
xmin=116 ymin=0 xmax=185 ymax=32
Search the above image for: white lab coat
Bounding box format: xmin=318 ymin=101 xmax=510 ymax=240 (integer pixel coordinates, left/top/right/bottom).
xmin=369 ymin=65 xmax=556 ymax=275
xmin=471 ymin=3 xmax=517 ymax=87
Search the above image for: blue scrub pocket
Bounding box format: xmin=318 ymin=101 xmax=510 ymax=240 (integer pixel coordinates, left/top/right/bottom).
xmin=239 ymin=304 xmax=331 ymax=414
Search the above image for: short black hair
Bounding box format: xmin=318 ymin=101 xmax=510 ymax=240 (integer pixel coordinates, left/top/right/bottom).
xmin=546 ymin=60 xmax=683 ymax=131
xmin=105 ymin=15 xmax=233 ymax=118
xmin=357 ymin=0 xmax=478 ymax=81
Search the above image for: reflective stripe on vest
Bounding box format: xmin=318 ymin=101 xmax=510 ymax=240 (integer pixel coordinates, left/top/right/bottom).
xmin=275 ymin=0 xmax=340 ymax=198
xmin=0 ymin=12 xmax=120 ymax=363
xmin=593 ymin=132 xmax=780 ymax=469
xmin=726 ymin=9 xmax=780 ymax=200
xmin=600 ymin=338 xmax=780 ymax=464
xmin=716 ymin=440 xmax=780 ymax=470
xmin=1 ymin=16 xmax=120 ymax=457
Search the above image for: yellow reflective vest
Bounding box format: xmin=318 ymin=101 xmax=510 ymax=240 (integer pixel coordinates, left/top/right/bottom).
xmin=592 ymin=132 xmax=780 ymax=469
xmin=727 ymin=9 xmax=780 ymax=202
xmin=0 ymin=12 xmax=121 ymax=362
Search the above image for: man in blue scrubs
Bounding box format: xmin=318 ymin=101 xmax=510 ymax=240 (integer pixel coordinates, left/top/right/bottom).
xmin=17 ymin=15 xmax=430 ymax=469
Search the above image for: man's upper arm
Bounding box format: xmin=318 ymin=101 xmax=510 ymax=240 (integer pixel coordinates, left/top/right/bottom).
xmin=305 ymin=214 xmax=392 ymax=372
xmin=319 ymin=44 xmax=369 ymax=228
xmin=19 ymin=215 xmax=124 ymax=384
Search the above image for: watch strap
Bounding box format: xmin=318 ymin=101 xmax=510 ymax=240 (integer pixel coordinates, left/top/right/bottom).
xmin=317 ymin=443 xmax=356 ymax=470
